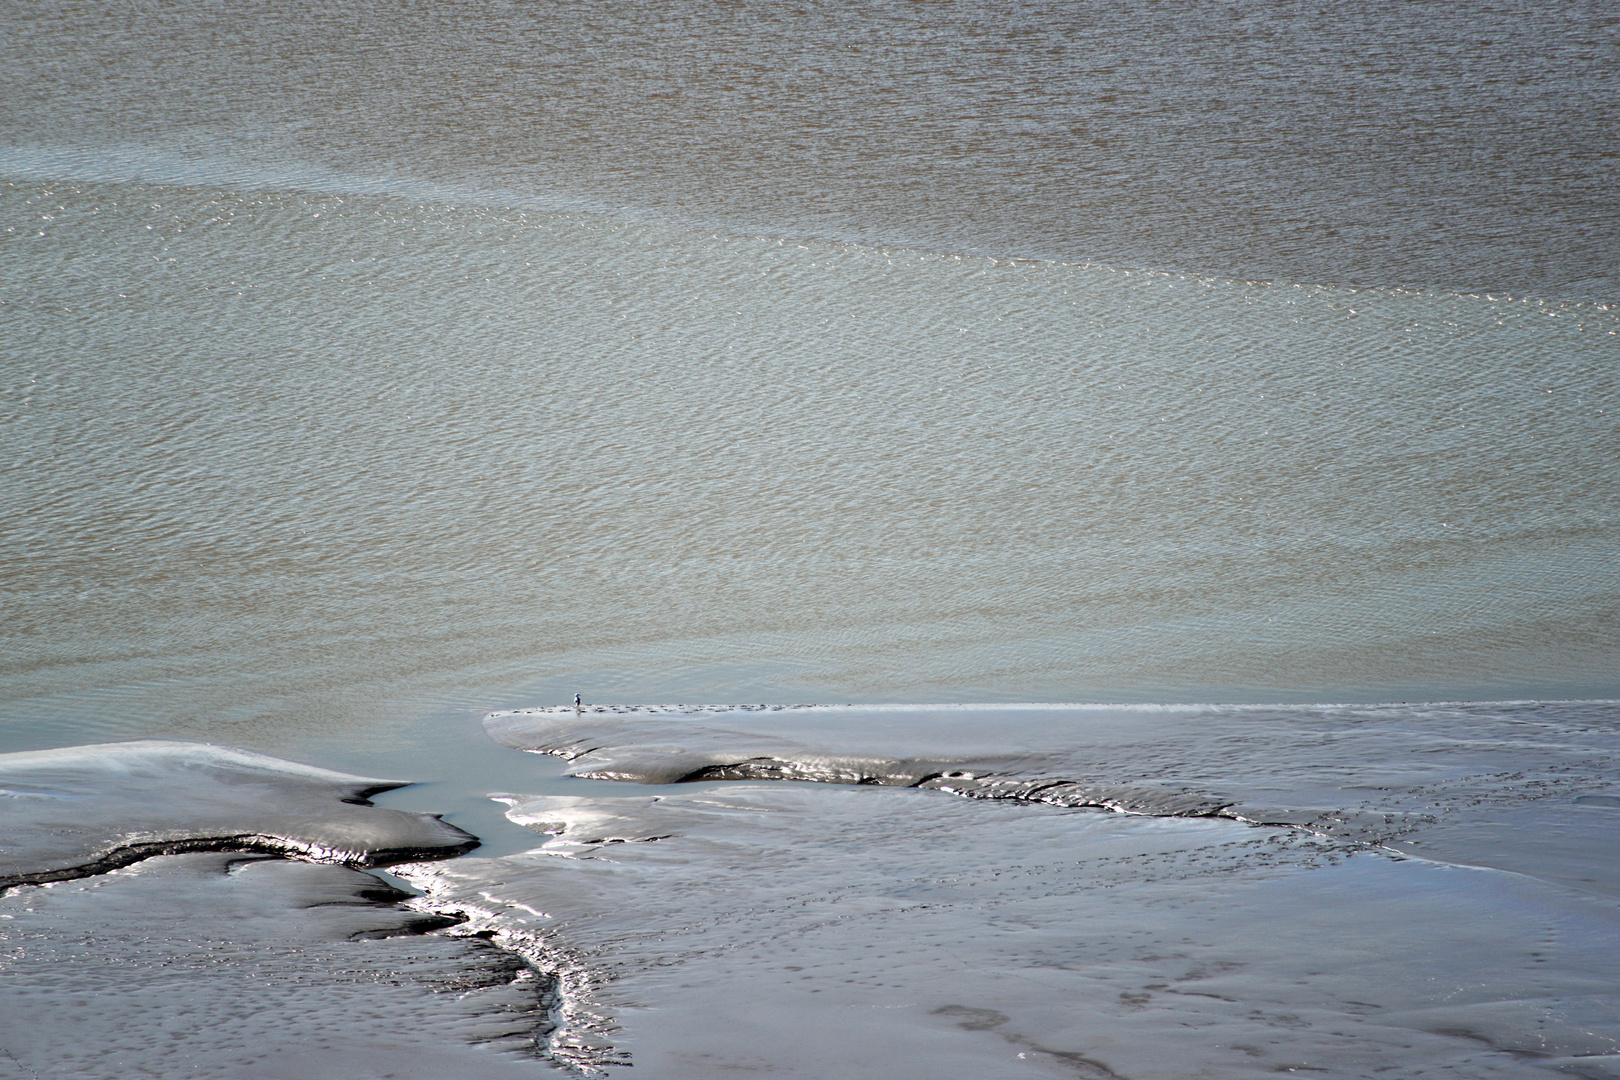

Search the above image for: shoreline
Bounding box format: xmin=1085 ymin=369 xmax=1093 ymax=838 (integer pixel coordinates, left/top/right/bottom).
xmin=5 ymin=701 xmax=1617 ymax=1076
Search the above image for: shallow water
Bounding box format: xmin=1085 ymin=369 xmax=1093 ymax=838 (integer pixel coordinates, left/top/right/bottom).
xmin=2 ymin=0 xmax=1617 ymax=1076
xmin=2 ymin=181 xmax=1615 ymax=765
xmin=1 ymin=2 xmax=1618 ymax=760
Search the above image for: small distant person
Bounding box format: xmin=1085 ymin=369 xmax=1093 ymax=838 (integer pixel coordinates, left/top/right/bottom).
xmin=573 ymin=693 xmax=582 ymax=710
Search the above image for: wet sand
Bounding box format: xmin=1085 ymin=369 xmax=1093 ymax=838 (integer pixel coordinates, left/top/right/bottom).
xmin=7 ymin=704 xmax=1617 ymax=1078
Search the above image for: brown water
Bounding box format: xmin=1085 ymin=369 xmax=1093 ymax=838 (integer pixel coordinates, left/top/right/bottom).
xmin=4 ymin=0 xmax=1616 ymax=296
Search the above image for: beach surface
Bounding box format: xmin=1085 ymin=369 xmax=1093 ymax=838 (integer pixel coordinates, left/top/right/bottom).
xmin=6 ymin=704 xmax=1619 ymax=1077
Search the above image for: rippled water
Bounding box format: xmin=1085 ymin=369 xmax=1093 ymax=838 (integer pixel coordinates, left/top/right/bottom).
xmin=2 ymin=177 xmax=1616 ymax=756
xmin=3 ymin=0 xmax=1616 ymax=296
xmin=1 ymin=5 xmax=1617 ymax=1075
xmin=3 ymin=1 xmax=1618 ymax=756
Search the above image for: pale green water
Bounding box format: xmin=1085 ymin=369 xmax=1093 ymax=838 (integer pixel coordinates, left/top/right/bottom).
xmin=2 ymin=179 xmax=1616 ymax=770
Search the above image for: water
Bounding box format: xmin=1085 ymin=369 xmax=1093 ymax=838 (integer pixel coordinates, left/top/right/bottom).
xmin=1 ymin=0 xmax=1618 ymax=1075
xmin=2 ymin=1 xmax=1617 ymax=755
xmin=3 ymin=0 xmax=1616 ymax=296
xmin=2 ymin=185 xmax=1615 ymax=760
